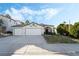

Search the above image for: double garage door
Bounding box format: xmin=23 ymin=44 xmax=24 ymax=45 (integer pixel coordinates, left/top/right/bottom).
xmin=14 ymin=28 xmax=42 ymax=35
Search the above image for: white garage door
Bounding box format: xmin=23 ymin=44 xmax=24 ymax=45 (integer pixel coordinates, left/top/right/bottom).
xmin=14 ymin=28 xmax=25 ymax=35
xmin=26 ymin=28 xmax=42 ymax=35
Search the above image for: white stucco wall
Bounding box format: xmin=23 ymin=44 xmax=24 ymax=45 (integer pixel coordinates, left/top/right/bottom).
xmin=0 ymin=15 xmax=21 ymax=31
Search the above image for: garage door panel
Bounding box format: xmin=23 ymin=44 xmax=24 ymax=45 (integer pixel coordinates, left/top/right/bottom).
xmin=30 ymin=29 xmax=41 ymax=35
xmin=14 ymin=28 xmax=25 ymax=35
xmin=26 ymin=29 xmax=42 ymax=35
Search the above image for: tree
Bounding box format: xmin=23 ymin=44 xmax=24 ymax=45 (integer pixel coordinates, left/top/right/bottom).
xmin=57 ymin=21 xmax=79 ymax=38
xmin=5 ymin=14 xmax=11 ymax=19
xmin=71 ymin=22 xmax=79 ymax=38
xmin=57 ymin=22 xmax=69 ymax=36
xmin=0 ymin=19 xmax=6 ymax=33
xmin=21 ymin=22 xmax=25 ymax=26
xmin=57 ymin=24 xmax=66 ymax=35
xmin=0 ymin=19 xmax=3 ymax=26
xmin=63 ymin=21 xmax=66 ymax=24
xmin=25 ymin=20 xmax=30 ymax=25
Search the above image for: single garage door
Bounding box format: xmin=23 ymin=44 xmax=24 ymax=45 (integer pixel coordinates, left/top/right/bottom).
xmin=14 ymin=28 xmax=25 ymax=35
xmin=26 ymin=28 xmax=42 ymax=35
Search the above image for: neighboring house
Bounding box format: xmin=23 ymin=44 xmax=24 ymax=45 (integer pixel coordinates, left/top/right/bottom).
xmin=12 ymin=23 xmax=56 ymax=35
xmin=0 ymin=14 xmax=22 ymax=32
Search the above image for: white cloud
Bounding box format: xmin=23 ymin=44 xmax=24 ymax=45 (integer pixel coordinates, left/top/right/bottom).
xmin=5 ymin=7 xmax=60 ymax=23
xmin=5 ymin=8 xmax=25 ymax=21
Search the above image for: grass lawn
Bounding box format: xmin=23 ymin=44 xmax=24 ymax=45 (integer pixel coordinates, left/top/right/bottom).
xmin=44 ymin=34 xmax=79 ymax=43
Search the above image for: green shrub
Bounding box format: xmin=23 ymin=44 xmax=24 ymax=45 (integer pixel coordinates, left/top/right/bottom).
xmin=57 ymin=22 xmax=79 ymax=39
xmin=57 ymin=23 xmax=69 ymax=36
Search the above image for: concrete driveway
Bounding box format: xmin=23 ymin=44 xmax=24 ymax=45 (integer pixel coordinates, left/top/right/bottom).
xmin=0 ymin=35 xmax=79 ymax=56
xmin=0 ymin=35 xmax=47 ymax=56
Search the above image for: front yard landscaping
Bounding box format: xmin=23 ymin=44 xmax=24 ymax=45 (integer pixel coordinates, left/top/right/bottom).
xmin=44 ymin=34 xmax=79 ymax=43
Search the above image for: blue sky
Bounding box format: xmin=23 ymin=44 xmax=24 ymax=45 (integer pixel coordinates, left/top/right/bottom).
xmin=0 ymin=3 xmax=79 ymax=27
